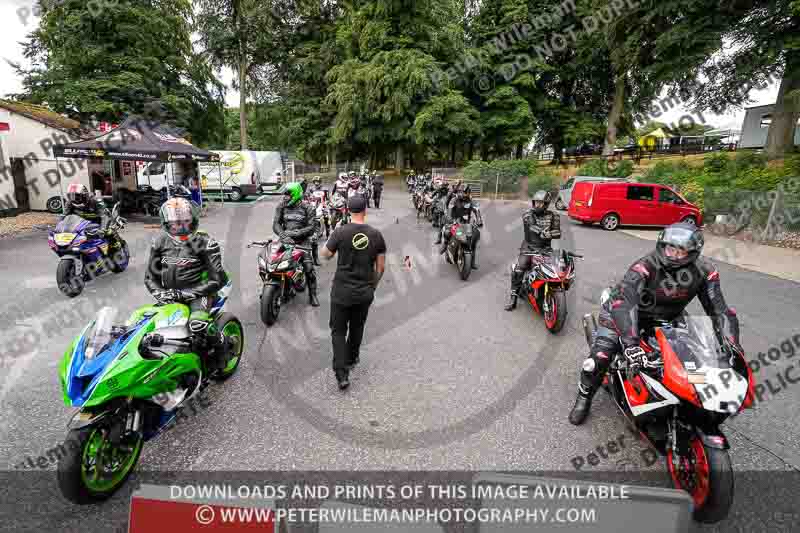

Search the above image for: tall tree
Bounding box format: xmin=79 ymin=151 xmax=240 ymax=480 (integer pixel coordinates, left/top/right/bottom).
xmin=673 ymin=1 xmax=800 ymax=158
xmin=326 ymin=0 xmax=466 ymax=169
xmin=195 ymin=0 xmax=287 ymax=149
xmin=15 ymin=0 xmax=225 ymax=143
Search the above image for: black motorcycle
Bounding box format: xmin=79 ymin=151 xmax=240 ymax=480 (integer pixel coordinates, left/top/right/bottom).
xmin=442 ymin=214 xmax=475 ymax=281
xmin=248 ymin=237 xmax=310 ymax=326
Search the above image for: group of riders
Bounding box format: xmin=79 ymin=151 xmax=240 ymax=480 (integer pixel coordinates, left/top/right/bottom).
xmin=407 ymin=171 xmax=741 ymax=426
xmin=62 ymin=162 xmax=741 ymax=426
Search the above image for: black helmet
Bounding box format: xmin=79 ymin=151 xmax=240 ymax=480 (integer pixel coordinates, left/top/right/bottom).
xmin=655 ymin=222 xmax=704 ymax=269
xmin=532 ymin=190 xmax=551 ymax=214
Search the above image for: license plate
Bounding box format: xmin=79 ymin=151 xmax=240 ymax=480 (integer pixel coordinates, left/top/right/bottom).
xmin=54 ymin=233 xmax=75 ymax=245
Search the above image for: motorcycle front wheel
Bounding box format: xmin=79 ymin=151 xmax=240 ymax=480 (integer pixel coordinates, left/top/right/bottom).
xmin=57 ymin=259 xmax=85 ymax=297
xmin=458 ymin=248 xmax=472 ymax=281
xmin=667 ymin=436 xmax=734 ymax=523
xmin=57 ymin=425 xmax=143 ymax=504
xmin=543 ymin=289 xmax=567 ymax=333
xmin=260 ymin=284 xmax=282 ymax=326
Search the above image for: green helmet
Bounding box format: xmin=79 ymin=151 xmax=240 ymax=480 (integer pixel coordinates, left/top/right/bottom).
xmin=282 ymin=182 xmax=304 ymax=206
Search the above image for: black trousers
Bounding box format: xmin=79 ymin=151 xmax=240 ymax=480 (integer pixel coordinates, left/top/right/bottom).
xmin=330 ymin=299 xmax=373 ymax=373
xmin=373 ymin=188 xmax=382 ymax=208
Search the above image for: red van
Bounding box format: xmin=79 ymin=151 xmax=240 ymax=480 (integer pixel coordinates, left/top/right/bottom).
xmin=568 ymin=182 xmax=702 ymax=230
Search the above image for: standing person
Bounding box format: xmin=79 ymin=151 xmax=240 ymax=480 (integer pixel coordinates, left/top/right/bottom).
xmin=320 ymin=194 xmax=386 ymax=390
xmin=372 ymin=172 xmax=384 ymax=209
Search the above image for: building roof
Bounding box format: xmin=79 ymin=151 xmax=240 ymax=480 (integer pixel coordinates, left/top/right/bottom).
xmin=743 ymin=103 xmax=775 ymax=111
xmin=0 ymin=99 xmax=82 ymax=132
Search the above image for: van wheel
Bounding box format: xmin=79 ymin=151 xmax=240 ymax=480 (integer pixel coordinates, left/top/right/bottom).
xmin=681 ymin=216 xmax=697 ymax=226
xmin=601 ymin=213 xmax=620 ymax=231
xmin=555 ymin=198 xmax=566 ymax=210
xmin=229 ymin=187 xmax=243 ymax=202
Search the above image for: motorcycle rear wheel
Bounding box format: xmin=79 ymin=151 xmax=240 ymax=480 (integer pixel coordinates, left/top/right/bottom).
xmin=109 ymin=240 xmax=130 ymax=273
xmin=213 ymin=314 xmax=245 ymax=380
xmin=668 ymin=437 xmax=734 ymax=523
xmin=260 ymin=284 xmax=282 ymax=326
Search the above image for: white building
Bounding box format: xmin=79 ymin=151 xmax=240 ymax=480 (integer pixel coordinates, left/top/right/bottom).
xmin=739 ymin=103 xmax=800 ymax=149
xmin=0 ymin=100 xmax=101 ymax=214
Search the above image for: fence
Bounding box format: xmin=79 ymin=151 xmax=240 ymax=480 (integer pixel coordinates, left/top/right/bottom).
xmin=701 ymin=181 xmax=800 ymax=241
xmin=533 ymin=143 xmax=738 ymax=167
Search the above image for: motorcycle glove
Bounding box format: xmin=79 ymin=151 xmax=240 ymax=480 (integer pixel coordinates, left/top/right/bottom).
xmin=153 ymin=289 xmax=177 ymax=304
xmin=177 ymin=289 xmax=199 ymax=302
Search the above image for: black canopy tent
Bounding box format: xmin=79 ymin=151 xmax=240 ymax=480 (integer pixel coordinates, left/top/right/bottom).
xmin=53 ymin=116 xmax=222 ymax=213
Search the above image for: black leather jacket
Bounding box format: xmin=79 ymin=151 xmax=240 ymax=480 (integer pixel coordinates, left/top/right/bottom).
xmin=64 ymin=197 xmax=110 ymax=229
xmin=144 ymin=231 xmax=226 ymax=297
xmin=448 ymin=196 xmax=477 ymax=223
xmin=272 ymin=198 xmax=318 ymax=244
xmin=521 ymin=209 xmax=561 ymax=249
xmin=610 ymin=251 xmax=740 ymax=348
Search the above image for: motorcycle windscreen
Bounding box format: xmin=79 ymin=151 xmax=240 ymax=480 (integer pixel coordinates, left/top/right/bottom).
xmin=83 ymin=307 xmax=120 ymax=361
xmin=658 ymin=315 xmax=748 ymax=413
xmin=55 ymin=214 xmax=88 ymax=233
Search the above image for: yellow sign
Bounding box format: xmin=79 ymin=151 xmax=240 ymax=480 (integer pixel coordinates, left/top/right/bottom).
xmin=54 ymin=233 xmax=76 ymax=245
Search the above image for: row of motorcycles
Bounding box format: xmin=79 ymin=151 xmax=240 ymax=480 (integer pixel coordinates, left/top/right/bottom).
xmin=406 ymin=173 xmax=752 ymax=523
xmin=49 ymin=174 xmax=753 ymax=524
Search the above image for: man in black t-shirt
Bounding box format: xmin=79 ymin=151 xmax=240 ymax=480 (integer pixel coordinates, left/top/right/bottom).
xmin=321 ymin=194 xmax=387 ymax=390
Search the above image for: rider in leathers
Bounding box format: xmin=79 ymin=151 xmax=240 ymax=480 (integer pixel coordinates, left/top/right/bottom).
xmin=437 ymin=186 xmax=480 ymax=270
xmin=144 ymin=197 xmax=230 ymax=370
xmin=306 ymin=177 xmax=327 ymax=266
xmin=505 ymin=190 xmax=562 ymax=310
xmin=568 ymin=222 xmax=741 ymax=425
xmin=273 ymin=182 xmax=321 ymax=307
xmin=64 ymin=182 xmax=117 ymax=244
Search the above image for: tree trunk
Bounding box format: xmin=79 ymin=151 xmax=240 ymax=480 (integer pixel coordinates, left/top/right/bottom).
xmin=467 ymin=142 xmax=474 ymax=162
xmin=765 ymin=56 xmax=800 ymax=159
xmin=450 ymin=143 xmax=456 ymax=164
xmin=515 ymin=144 xmax=523 ymax=159
xmin=603 ymin=73 xmax=626 ymax=156
xmin=550 ymin=136 xmax=563 ymax=165
xmin=238 ymin=58 xmax=248 ymax=150
xmin=395 ymin=145 xmax=404 ymax=170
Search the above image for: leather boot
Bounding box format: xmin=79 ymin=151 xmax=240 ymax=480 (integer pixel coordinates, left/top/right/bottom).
xmin=312 ymin=244 xmax=321 ymax=266
xmin=568 ymin=383 xmax=597 ymax=425
xmin=308 ymin=274 xmax=320 ymax=307
xmin=504 ymin=292 xmax=517 ymax=311
xmin=434 ymin=229 xmax=442 ymax=245
xmin=471 ymin=246 xmax=478 ymax=270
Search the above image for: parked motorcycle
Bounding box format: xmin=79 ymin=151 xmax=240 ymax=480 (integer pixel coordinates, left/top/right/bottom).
xmin=249 ymin=238 xmax=310 ymax=326
xmin=582 ymin=311 xmax=754 ymax=523
xmin=442 ymin=214 xmax=476 ymax=281
xmin=516 ymin=247 xmax=580 ymax=333
xmin=49 ymin=203 xmax=129 ymax=297
xmin=56 ymin=286 xmax=243 ymax=503
xmin=419 ymin=192 xmax=434 ymax=222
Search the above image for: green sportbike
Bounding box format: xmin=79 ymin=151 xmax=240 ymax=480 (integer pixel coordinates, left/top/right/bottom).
xmin=56 ymin=279 xmax=243 ymax=504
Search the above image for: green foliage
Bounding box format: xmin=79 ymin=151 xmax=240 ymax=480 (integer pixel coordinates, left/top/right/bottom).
xmin=703 ymin=153 xmax=729 ymax=173
xmin=463 ymin=159 xmax=538 ymax=193
xmin=527 ymin=168 xmax=558 ymax=197
xmin=577 ymin=158 xmax=634 ymax=178
xmin=15 ymin=0 xmax=226 ymax=145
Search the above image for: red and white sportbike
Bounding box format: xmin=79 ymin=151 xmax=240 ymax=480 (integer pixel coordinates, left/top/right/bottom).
xmin=517 ymin=248 xmax=580 ymax=333
xmin=582 ymin=309 xmax=756 ymax=523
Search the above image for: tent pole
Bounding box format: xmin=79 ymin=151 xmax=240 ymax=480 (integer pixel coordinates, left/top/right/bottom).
xmin=56 ymin=156 xmax=66 ymax=215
